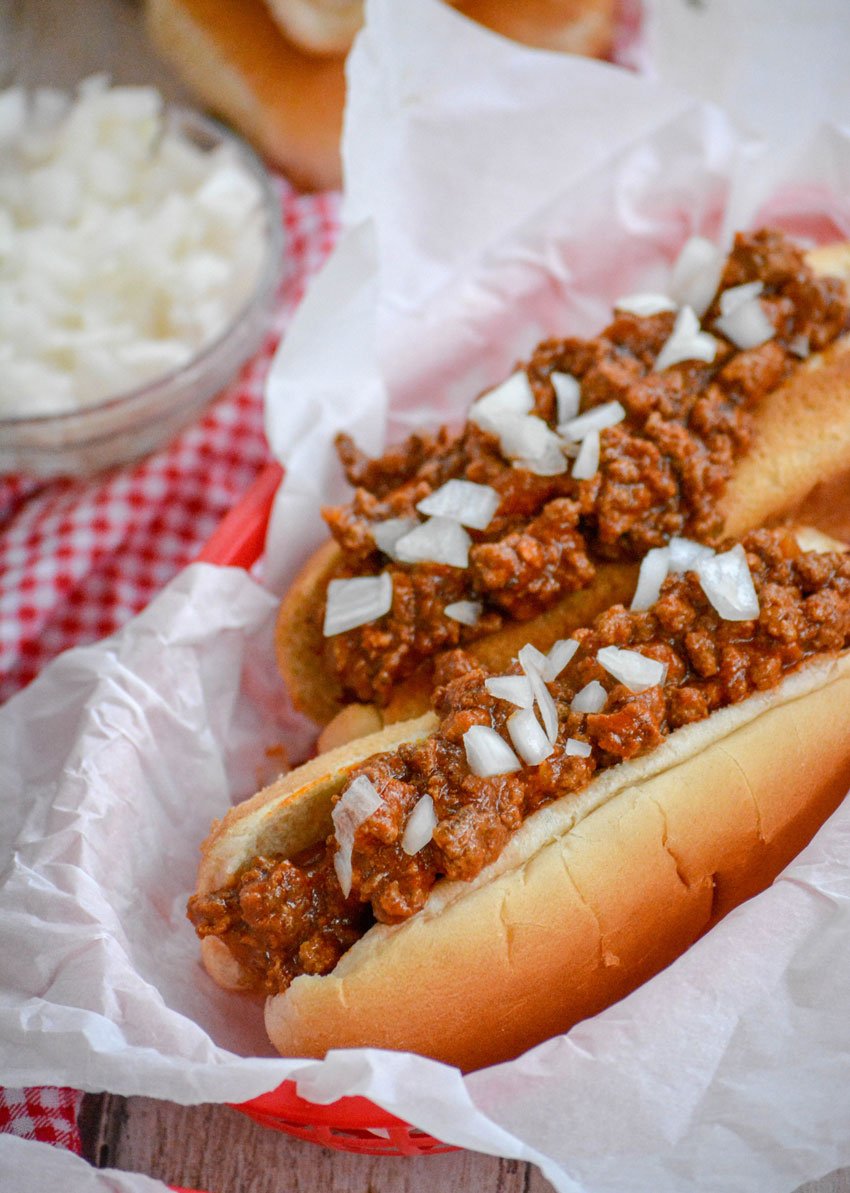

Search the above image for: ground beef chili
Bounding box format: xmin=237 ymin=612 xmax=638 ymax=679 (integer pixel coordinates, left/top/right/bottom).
xmin=188 ymin=529 xmax=850 ymax=996
xmin=320 ymin=230 xmax=850 ymax=704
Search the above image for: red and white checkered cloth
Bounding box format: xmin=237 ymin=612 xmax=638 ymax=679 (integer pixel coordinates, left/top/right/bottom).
xmin=0 ymin=178 xmax=340 ymax=1150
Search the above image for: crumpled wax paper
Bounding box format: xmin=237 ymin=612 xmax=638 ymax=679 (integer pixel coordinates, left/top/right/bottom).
xmin=5 ymin=1 xmax=850 ymax=1191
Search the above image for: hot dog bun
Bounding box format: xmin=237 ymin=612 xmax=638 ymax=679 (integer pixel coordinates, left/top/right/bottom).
xmin=276 ymin=240 xmax=850 ymax=735
xmin=144 ymin=0 xmax=347 ymax=190
xmin=196 ymin=620 xmax=850 ymax=1070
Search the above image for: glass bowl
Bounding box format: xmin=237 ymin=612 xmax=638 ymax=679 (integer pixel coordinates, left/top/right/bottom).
xmin=0 ymin=107 xmax=284 ymax=478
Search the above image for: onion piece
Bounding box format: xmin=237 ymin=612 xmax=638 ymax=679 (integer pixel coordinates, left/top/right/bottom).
xmin=654 ymin=306 xmax=718 ymax=371
xmin=444 ymin=600 xmax=482 ymax=626
xmin=718 ymin=280 xmax=764 ymax=316
xmin=668 ymin=536 xmax=715 ymax=573
xmin=324 ymin=573 xmax=393 ymax=637
xmin=550 ymin=371 xmax=581 ymax=423
xmin=518 ymin=643 xmax=548 ymax=674
xmin=468 ymin=371 xmax=534 ymax=432
xmin=565 ymin=738 xmax=592 ymax=757
xmin=497 ymin=414 xmax=569 ymax=476
xmin=571 ymin=429 xmax=600 ymax=480
xmin=371 ymin=517 xmax=419 ymax=559
xmin=508 ymin=707 xmax=555 ymax=766
xmin=542 ymin=638 xmax=579 ymax=681
xmin=401 ymin=794 xmax=437 ymax=856
xmin=714 ymin=290 xmax=775 ymax=349
xmin=789 ymin=333 xmax=810 ymax=358
xmin=393 ymin=516 xmax=471 ymax=568
xmin=332 ymin=775 xmax=383 ymax=896
xmin=518 ymin=643 xmax=559 ymax=742
xmin=630 ymin=546 xmax=670 ymax=611
xmin=571 ymin=680 xmax=607 ymax=713
xmin=463 ymin=724 xmax=522 ymax=777
xmin=614 ymin=293 xmax=677 ymax=316
xmin=696 ymin=542 xmax=759 ymax=621
xmin=597 ymin=645 xmax=667 ymax=693
xmin=669 ymin=236 xmax=725 ymax=317
xmin=416 ymin=479 xmax=500 ymax=530
xmin=485 ymin=674 xmax=534 ymax=708
xmin=559 ymin=400 xmax=626 ymax=442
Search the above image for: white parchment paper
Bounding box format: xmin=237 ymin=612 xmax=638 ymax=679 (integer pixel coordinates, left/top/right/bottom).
xmin=5 ymin=2 xmax=850 ymax=1191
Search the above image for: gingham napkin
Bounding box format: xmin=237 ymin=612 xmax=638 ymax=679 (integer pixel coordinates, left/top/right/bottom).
xmin=0 ymin=179 xmax=340 ymax=1149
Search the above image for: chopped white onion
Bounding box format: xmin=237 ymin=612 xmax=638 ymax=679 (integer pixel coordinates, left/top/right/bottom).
xmin=789 ymin=333 xmax=810 ymax=359
xmin=497 ymin=414 xmax=569 ymax=476
xmin=542 ymin=638 xmax=579 ymax=681
xmin=571 ymin=680 xmax=607 ymax=714
xmin=324 ymin=573 xmax=393 ymax=637
xmin=332 ymin=775 xmax=383 ymax=897
xmin=597 ymin=645 xmax=667 ymax=693
xmin=714 ymin=291 xmax=775 ymax=350
xmin=416 ymin=479 xmax=501 ymax=530
xmin=630 ymin=547 xmax=670 ymax=611
xmin=401 ymin=794 xmax=437 ymax=856
xmin=518 ymin=643 xmax=548 ymax=674
xmin=654 ymin=306 xmax=718 ymax=371
xmin=508 ymin=708 xmax=555 ymax=766
xmin=485 ymin=674 xmax=534 ymax=708
xmin=559 ymin=400 xmax=626 ymax=442
xmin=719 ymin=280 xmax=764 ymax=316
xmin=668 ymin=536 xmax=715 ymax=573
xmin=614 ymin=293 xmax=677 ymax=317
xmin=393 ymin=517 xmax=471 ymax=568
xmin=669 ymin=236 xmax=725 ymax=317
xmin=565 ymin=738 xmax=592 ymax=757
xmin=371 ymin=517 xmax=420 ymax=559
xmin=571 ymin=429 xmax=601 ymax=480
xmin=444 ymin=599 xmax=482 ymax=626
xmin=550 ymin=371 xmax=581 ymax=423
xmin=468 ymin=371 xmax=534 ymax=432
xmin=518 ymin=643 xmax=560 ymax=742
xmin=463 ymin=724 xmax=522 ymax=777
xmin=696 ymin=542 xmax=760 ymax=621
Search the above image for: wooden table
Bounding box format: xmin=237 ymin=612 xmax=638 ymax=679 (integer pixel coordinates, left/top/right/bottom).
xmin=7 ymin=2 xmax=850 ymax=1189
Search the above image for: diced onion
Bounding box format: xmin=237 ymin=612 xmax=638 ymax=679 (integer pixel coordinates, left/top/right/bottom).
xmin=518 ymin=643 xmax=548 ymax=674
xmin=497 ymin=414 xmax=569 ymax=476
xmin=444 ymin=600 xmax=482 ymax=626
xmin=630 ymin=546 xmax=670 ymax=611
xmin=654 ymin=306 xmax=718 ymax=371
xmin=696 ymin=543 xmax=759 ymax=621
xmin=401 ymin=794 xmax=437 ymax=856
xmin=324 ymin=573 xmax=393 ymax=637
xmin=417 ymin=479 xmax=500 ymax=530
xmin=571 ymin=680 xmax=607 ymax=713
xmin=463 ymin=724 xmax=522 ymax=777
xmin=571 ymin=429 xmax=600 ymax=480
xmin=668 ymin=536 xmax=715 ymax=573
xmin=371 ymin=517 xmax=419 ymax=559
xmin=789 ymin=334 xmax=810 ymax=358
xmin=485 ymin=674 xmax=534 ymax=708
xmin=559 ymin=400 xmax=626 ymax=442
xmin=719 ymin=281 xmax=764 ymax=316
xmin=468 ymin=371 xmax=534 ymax=431
xmin=332 ymin=775 xmax=383 ymax=897
xmin=614 ymin=293 xmax=677 ymax=316
xmin=518 ymin=643 xmax=560 ymax=742
xmin=393 ymin=516 xmax=471 ymax=568
xmin=550 ymin=371 xmax=581 ymax=423
xmin=597 ymin=645 xmax=667 ymax=693
xmin=508 ymin=708 xmax=555 ymax=766
xmin=542 ymin=638 xmax=579 ymax=681
xmin=714 ymin=290 xmax=775 ymax=350
xmin=565 ymin=738 xmax=592 ymax=757
xmin=669 ymin=236 xmax=725 ymax=317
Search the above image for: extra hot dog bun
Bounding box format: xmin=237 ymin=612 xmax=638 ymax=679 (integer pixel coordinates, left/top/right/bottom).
xmin=196 ymin=624 xmax=850 ymax=1071
xmin=276 ymin=240 xmax=850 ymax=737
xmin=145 ymin=0 xmax=347 ymax=190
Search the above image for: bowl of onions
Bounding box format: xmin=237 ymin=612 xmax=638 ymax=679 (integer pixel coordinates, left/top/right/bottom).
xmin=0 ymin=76 xmax=284 ymax=476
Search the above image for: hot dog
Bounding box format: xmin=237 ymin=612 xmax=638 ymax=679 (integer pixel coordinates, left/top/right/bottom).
xmin=275 ymin=230 xmax=850 ymax=748
xmin=190 ymin=526 xmax=850 ymax=1071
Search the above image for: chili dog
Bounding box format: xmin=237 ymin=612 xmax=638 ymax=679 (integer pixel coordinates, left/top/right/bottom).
xmin=191 ymin=526 xmax=850 ymax=1072
xmin=275 ymin=230 xmax=850 ymax=747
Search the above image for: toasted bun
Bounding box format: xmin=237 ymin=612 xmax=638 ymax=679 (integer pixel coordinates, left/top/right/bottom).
xmin=264 ymin=0 xmax=363 ymax=55
xmin=144 ymin=0 xmax=346 ymax=191
xmin=275 ymin=243 xmax=850 ymax=731
xmin=198 ymin=645 xmax=850 ymax=1070
xmin=450 ymin=0 xmax=617 ymax=58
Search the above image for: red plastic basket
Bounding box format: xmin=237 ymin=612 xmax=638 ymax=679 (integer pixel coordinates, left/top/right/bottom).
xmin=194 ymin=459 xmax=456 ymax=1157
